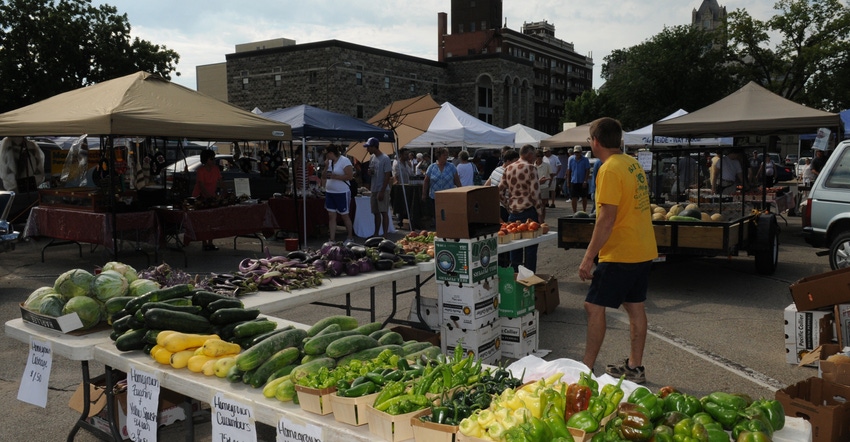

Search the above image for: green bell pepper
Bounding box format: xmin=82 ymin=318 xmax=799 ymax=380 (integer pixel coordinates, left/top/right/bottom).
xmin=731 ymin=409 xmax=773 ymax=440
xmin=617 ymin=403 xmax=653 ymax=441
xmin=567 ymin=410 xmax=600 ymax=433
xmin=659 ymin=411 xmax=690 ymax=428
xmin=652 ymin=424 xmax=675 ymax=442
xmin=690 ymin=412 xmax=716 ymax=427
xmin=589 ymin=396 xmax=610 ymax=421
xmin=747 ymin=399 xmax=784 ymax=431
xmin=664 ymin=392 xmax=703 ymax=417
xmin=579 ymin=371 xmax=600 ymax=396
xmin=673 ymin=418 xmax=709 ymax=442
xmin=735 ymin=431 xmax=772 ymax=442
xmin=628 ymin=387 xmax=663 ymax=421
xmin=700 ymin=392 xmax=747 ymax=431
xmin=705 ymin=426 xmax=730 ymax=442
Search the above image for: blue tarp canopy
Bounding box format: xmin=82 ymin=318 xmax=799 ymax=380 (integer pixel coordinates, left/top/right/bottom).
xmin=800 ymin=109 xmax=849 ymax=140
xmin=260 ymin=104 xmax=393 ymax=142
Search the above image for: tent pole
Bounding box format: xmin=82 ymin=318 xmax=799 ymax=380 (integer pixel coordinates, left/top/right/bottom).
xmin=301 ymin=137 xmax=308 ymax=248
xmin=396 ymin=138 xmax=415 ymax=232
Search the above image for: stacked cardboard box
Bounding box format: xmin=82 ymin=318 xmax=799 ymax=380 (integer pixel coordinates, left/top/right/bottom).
xmin=501 ymin=310 xmax=538 ymax=359
xmin=783 ymin=303 xmax=835 ymax=367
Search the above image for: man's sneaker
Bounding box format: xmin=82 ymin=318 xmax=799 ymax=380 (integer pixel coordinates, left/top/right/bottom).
xmin=605 ymin=358 xmax=645 ymax=384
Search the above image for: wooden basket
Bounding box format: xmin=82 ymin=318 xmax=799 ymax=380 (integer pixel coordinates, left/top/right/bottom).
xmin=497 ymin=234 xmax=511 ymax=244
xmin=328 ymin=392 xmax=379 ymax=426
xmin=294 ymin=385 xmax=336 ymax=415
xmin=365 ymin=404 xmax=422 ymax=442
xmin=410 ymin=409 xmax=457 ymax=442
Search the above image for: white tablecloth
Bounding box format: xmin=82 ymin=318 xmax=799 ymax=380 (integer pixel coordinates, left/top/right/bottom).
xmin=353 ymin=196 xmax=396 ymax=237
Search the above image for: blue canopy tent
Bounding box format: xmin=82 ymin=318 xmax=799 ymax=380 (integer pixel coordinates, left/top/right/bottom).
xmin=260 ymin=105 xmax=394 ymax=246
xmin=799 ymin=109 xmax=850 ymax=146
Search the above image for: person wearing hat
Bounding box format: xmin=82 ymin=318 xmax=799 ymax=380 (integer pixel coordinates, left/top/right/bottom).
xmin=567 ymin=145 xmax=592 ymax=213
xmin=365 ymin=137 xmax=393 ymax=237
xmin=811 ymin=148 xmax=827 ymax=178
xmin=543 ymin=147 xmax=561 ymax=208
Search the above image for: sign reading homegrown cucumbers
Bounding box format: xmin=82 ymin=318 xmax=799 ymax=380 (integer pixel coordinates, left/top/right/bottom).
xmin=17 ymin=337 xmax=52 ymax=407
xmin=212 ymin=392 xmax=257 ymax=442
xmin=127 ymin=366 xmax=161 ymax=442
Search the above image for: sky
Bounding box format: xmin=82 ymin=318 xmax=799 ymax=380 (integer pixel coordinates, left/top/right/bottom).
xmin=101 ymin=0 xmax=777 ymax=91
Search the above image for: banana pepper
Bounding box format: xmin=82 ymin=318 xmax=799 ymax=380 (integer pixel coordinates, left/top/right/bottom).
xmin=627 ymin=386 xmax=663 ymax=421
xmin=600 ymin=375 xmax=626 ymax=414
xmin=578 ymin=371 xmax=600 ymax=396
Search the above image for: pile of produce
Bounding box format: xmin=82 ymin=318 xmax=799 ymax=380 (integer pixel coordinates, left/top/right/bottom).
xmin=457 ymin=376 xmax=786 ymax=442
xmin=651 ymin=203 xmax=725 ymax=223
xmin=22 ymin=262 xmax=157 ymax=330
xmin=396 ymin=230 xmax=437 ymax=257
xmin=499 ymin=219 xmax=549 ymax=237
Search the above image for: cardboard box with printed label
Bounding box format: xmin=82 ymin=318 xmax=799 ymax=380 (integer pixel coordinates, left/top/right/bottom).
xmin=533 ymin=274 xmax=560 ymax=314
xmin=441 ymin=319 xmax=501 ymax=365
xmin=438 ymin=279 xmax=498 ymax=305
xmin=501 ymin=310 xmax=538 ymax=359
xmin=434 ymin=236 xmax=498 ymax=284
xmin=835 ymin=304 xmax=850 ymax=348
xmin=775 ymin=377 xmax=850 ymax=442
xmin=434 ymin=186 xmax=500 ymax=239
xmin=789 ymin=267 xmax=850 ymax=311
xmin=784 ymin=303 xmax=835 ymax=366
xmin=498 ymin=267 xmax=538 ymax=318
xmin=408 ymin=295 xmax=441 ymax=332
xmin=439 ymin=290 xmax=499 ymax=330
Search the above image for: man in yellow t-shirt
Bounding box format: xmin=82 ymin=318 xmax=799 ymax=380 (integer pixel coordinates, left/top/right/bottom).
xmin=578 ymin=117 xmax=657 ymax=384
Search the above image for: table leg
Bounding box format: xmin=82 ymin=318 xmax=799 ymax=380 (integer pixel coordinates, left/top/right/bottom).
xmin=41 ymin=238 xmax=82 ymax=263
xmin=66 ymin=361 xmax=118 ymax=442
xmin=382 ymin=273 xmax=433 ymax=329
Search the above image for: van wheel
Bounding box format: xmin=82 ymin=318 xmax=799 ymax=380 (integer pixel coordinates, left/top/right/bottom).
xmin=829 ymin=231 xmax=850 ymax=269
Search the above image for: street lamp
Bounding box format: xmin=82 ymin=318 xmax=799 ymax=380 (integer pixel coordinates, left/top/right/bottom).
xmin=326 ymin=61 xmax=351 ymax=110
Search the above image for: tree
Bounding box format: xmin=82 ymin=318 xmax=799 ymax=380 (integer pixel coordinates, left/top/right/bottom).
xmin=0 ymin=0 xmax=179 ymax=112
xmin=563 ymin=89 xmax=616 ymax=126
xmin=727 ymin=0 xmax=850 ymax=111
xmin=599 ymin=25 xmax=736 ymax=130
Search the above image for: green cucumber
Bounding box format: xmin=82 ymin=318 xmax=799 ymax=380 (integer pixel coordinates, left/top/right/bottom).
xmin=143 ymin=308 xmax=211 ymax=333
xmin=267 ymin=364 xmax=297 ymax=384
xmin=248 ymin=326 xmax=294 ymax=348
xmin=402 ymin=341 xmax=433 ymax=355
xmin=312 ymin=323 xmax=341 ymax=338
xmin=226 ymin=364 xmax=246 ymax=383
xmin=115 ymin=328 xmax=149 ymax=352
xmin=191 ymin=290 xmax=235 ymax=308
xmin=210 ymin=307 xmax=261 ymax=325
xmin=306 ymin=315 xmax=359 ymax=337
xmin=233 ymin=319 xmax=276 ymax=338
xmin=368 ymin=329 xmax=392 ymax=340
xmin=206 ymin=298 xmax=245 ymax=312
xmin=236 ymin=328 xmax=308 ymax=372
xmin=377 ymin=331 xmax=404 ymax=346
xmin=300 ymin=353 xmax=324 ymax=364
xmin=290 ymin=358 xmax=336 ymax=383
xmin=325 ymin=334 xmax=380 ymax=358
xmin=405 ymin=345 xmax=442 ymax=361
xmin=302 ymin=330 xmax=359 ymax=355
xmin=337 ymin=345 xmax=405 ymax=366
xmin=246 ymin=347 xmax=301 ymax=388
xmin=125 ymin=284 xmax=193 ymax=313
xmin=352 ymin=321 xmax=383 ymax=335
xmin=216 ymin=318 xmax=265 ymax=341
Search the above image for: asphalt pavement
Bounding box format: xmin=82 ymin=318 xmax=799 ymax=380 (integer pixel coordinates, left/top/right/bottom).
xmin=0 ymin=191 xmax=828 ymax=441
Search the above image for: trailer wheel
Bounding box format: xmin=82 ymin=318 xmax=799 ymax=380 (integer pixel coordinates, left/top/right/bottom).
xmin=828 ymin=231 xmax=850 ymax=270
xmin=754 ymin=213 xmax=778 ymax=275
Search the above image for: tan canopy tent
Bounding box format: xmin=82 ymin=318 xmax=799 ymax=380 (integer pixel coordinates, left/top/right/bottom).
xmin=653 ymin=81 xmax=841 ymax=138
xmin=0 ymin=71 xmax=291 ymax=140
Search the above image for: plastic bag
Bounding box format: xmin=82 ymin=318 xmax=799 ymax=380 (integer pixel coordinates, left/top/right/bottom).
xmin=60 ymin=135 xmax=89 ymax=186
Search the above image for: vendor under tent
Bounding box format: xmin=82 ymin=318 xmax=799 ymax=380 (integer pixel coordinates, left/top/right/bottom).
xmin=0 ymin=71 xmax=292 ymax=255
xmin=259 ymin=104 xmax=394 ymax=247
xmin=504 ymin=123 xmax=551 ymax=148
xmin=624 ymin=109 xmax=733 ymax=147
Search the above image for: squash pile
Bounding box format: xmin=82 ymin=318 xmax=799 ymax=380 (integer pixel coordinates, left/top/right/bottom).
xmin=651 ymin=203 xmax=725 ymax=222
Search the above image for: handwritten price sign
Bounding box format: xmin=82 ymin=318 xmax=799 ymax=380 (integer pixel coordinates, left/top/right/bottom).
xmin=17 ymin=337 xmax=52 ymax=407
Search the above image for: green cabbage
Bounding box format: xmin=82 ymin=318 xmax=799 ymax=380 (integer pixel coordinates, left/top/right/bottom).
xmin=24 ymin=287 xmax=58 ymax=311
xmin=54 ymin=269 xmax=94 ymax=300
xmin=91 ymin=270 xmax=129 ymax=302
xmin=101 ymin=261 xmax=138 ymax=283
xmin=128 ymin=278 xmax=160 ymax=297
xmin=62 ymin=296 xmax=102 ymax=329
xmin=38 ymin=293 xmax=66 ymax=317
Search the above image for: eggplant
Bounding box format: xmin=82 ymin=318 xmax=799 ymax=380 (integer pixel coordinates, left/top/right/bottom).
xmin=397 ymin=254 xmax=417 ymax=265
xmin=378 ymin=239 xmax=398 ymax=253
xmin=326 ymin=260 xmax=345 ymax=276
xmin=364 ymin=236 xmax=385 ymax=248
xmin=374 ymin=259 xmax=394 ymax=271
xmin=326 ymin=245 xmax=345 ymax=261
xmin=348 ymin=245 xmax=367 ymax=259
xmin=286 ymin=250 xmax=310 ymax=261
xmin=344 ymin=241 xmax=365 ymax=249
xmin=345 ymin=261 xmax=361 ymax=276
xmin=357 ymin=257 xmax=373 ymax=273
xmin=319 ymin=241 xmax=337 ymax=255
xmin=379 ymin=251 xmax=398 ymax=261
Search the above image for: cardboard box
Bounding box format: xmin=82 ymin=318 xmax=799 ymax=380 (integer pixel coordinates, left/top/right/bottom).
xmin=815 ymin=344 xmax=850 ymax=387
xmin=68 ymin=377 xmax=198 ymax=441
xmin=783 ymin=303 xmax=834 ymax=347
xmin=439 ymin=289 xmax=499 ymax=330
xmin=438 ymin=279 xmax=498 ymax=305
xmin=787 ymin=342 xmax=820 ymax=367
xmin=441 ymin=320 xmax=502 ymax=365
xmin=533 ymin=274 xmax=560 ymax=314
xmin=434 ymin=186 xmax=500 ymax=239
xmin=789 ymin=267 xmax=850 ymax=311
xmin=835 ymin=304 xmax=850 ymax=348
xmin=497 ymin=267 xmax=536 ymax=318
xmin=19 ymin=303 xmax=104 ymax=334
xmin=501 ymin=310 xmax=538 ymax=359
xmin=434 ymin=236 xmax=498 ymax=284
xmin=408 ymin=295 xmax=441 ymax=332
xmin=775 ymin=377 xmax=850 ymax=442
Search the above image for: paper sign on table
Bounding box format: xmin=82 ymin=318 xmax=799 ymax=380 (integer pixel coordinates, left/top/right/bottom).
xmin=127 ymin=366 xmax=161 ymax=442
xmin=212 ymin=392 xmax=257 ymax=442
xmin=17 ymin=337 xmax=52 ymax=407
xmin=277 ymin=416 xmax=323 ymax=442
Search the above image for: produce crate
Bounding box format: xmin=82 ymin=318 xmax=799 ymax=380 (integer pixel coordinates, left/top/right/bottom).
xmin=457 ymin=428 xmax=588 ymax=442
xmin=653 ymin=224 xmax=672 ymax=247
xmin=410 ymin=409 xmax=457 ymax=442
xmin=676 ymin=222 xmax=737 ymax=250
xmin=294 ymin=385 xmax=336 ymax=415
xmin=520 ymin=229 xmax=539 ymax=239
xmin=365 ymin=404 xmax=421 ymax=442
xmin=329 ymin=392 xmax=378 ymax=426
xmin=497 ymin=234 xmax=511 ymax=244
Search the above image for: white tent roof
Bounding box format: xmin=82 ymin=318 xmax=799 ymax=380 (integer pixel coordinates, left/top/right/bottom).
xmin=504 ymin=124 xmax=551 ymax=148
xmin=624 ymin=109 xmax=733 ymax=147
xmin=404 ymin=102 xmax=515 ymax=148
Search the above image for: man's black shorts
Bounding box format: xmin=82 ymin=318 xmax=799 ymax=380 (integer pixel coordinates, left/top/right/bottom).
xmin=586 ymin=261 xmax=652 ymax=308
xmin=570 ymin=182 xmax=587 ymax=198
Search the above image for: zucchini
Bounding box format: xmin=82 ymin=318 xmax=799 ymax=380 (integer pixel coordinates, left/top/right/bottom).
xmin=104 ymin=296 xmax=135 ymax=315
xmin=216 ymin=318 xmax=266 ymax=341
xmin=325 ymin=334 xmax=380 ymax=358
xmin=233 ymin=319 xmax=276 ymax=338
xmin=338 ymin=345 xmax=405 ymax=366
xmin=236 ymin=328 xmax=308 ymax=372
xmin=109 ymin=329 xmax=121 ymax=341
xmin=226 ymin=364 xmax=246 ymax=383
xmin=289 ymin=357 xmax=336 ymax=382
xmin=143 ymin=308 xmax=211 ymax=333
xmin=137 ymin=302 xmax=202 ymax=317
xmin=306 ymin=315 xmax=359 ymax=337
xmin=247 ymin=326 xmax=294 ymax=348
xmin=302 ymin=330 xmax=359 ymax=355
xmin=107 ymin=309 xmax=130 ymax=326
xmin=352 ymin=321 xmax=383 ymax=335
xmin=125 ymin=284 xmax=194 ymax=313
xmin=246 ymin=347 xmax=301 ymax=388
xmin=115 ymin=328 xmax=149 ymax=352
xmin=368 ymin=329 xmax=392 ymax=340
xmin=111 ymin=314 xmax=135 ymax=335
xmin=312 ymin=323 xmax=341 ymax=338
xmin=210 ymin=307 xmax=261 ymax=325
xmin=143 ymin=329 xmax=163 ymax=345
xmin=206 ymin=298 xmax=245 ymax=312
xmin=377 ymin=331 xmax=405 ymax=346
xmin=402 ymin=341 xmax=432 ymax=355
xmin=191 ymin=290 xmax=236 ymax=308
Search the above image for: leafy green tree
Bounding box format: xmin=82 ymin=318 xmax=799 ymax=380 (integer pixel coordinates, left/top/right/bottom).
xmin=0 ymin=0 xmax=179 ymax=112
xmin=563 ymin=89 xmax=616 ymax=126
xmin=599 ymin=25 xmax=735 ymax=130
xmin=726 ymin=0 xmax=850 ymax=111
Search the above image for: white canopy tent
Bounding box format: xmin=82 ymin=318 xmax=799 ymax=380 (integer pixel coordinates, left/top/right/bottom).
xmin=404 ymin=102 xmax=515 ymax=148
xmin=504 ymin=124 xmax=551 ymax=148
xmin=624 ymin=109 xmax=733 ymax=147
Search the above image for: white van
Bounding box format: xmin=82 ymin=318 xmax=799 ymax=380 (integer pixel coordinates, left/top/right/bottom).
xmin=802 ymin=140 xmax=850 ymax=268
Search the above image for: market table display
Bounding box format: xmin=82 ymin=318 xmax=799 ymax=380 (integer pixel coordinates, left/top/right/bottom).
xmin=155 ymin=203 xmax=276 ymax=255
xmin=23 ymin=206 xmax=158 ymax=262
xmin=390 ymin=183 xmax=425 ymax=228
xmin=353 ymin=195 xmax=396 ymax=238
xmin=268 ymin=196 xmax=357 ymax=238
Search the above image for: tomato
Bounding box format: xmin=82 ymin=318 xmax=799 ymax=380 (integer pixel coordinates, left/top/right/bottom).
xmin=528 ymin=222 xmax=540 ymax=231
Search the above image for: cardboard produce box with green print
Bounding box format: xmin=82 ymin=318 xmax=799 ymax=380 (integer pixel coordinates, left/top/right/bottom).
xmin=434 ymin=236 xmax=497 ymax=284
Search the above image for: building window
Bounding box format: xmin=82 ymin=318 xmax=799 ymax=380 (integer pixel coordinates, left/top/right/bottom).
xmin=309 ymin=71 xmax=317 ymax=84
xmin=240 ymin=70 xmax=249 ymax=77
xmin=384 ymin=76 xmax=390 ymax=89
xmin=470 ymin=22 xmax=476 ymax=32
xmin=356 ymin=71 xmax=363 ymax=86
xmin=356 ymin=104 xmax=364 ymax=119
xmin=458 ymin=23 xmax=463 ymax=33
xmin=410 ymin=83 xmax=416 ymax=92
xmin=477 ymin=86 xmax=493 ymax=124
xmin=481 ymin=20 xmax=486 ymax=30
xmin=274 ymin=74 xmax=281 ymax=87
xmin=242 ymin=77 xmax=249 ymax=90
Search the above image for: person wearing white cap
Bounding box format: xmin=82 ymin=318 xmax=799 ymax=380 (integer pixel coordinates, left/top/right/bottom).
xmin=567 ymin=145 xmax=591 ymax=213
